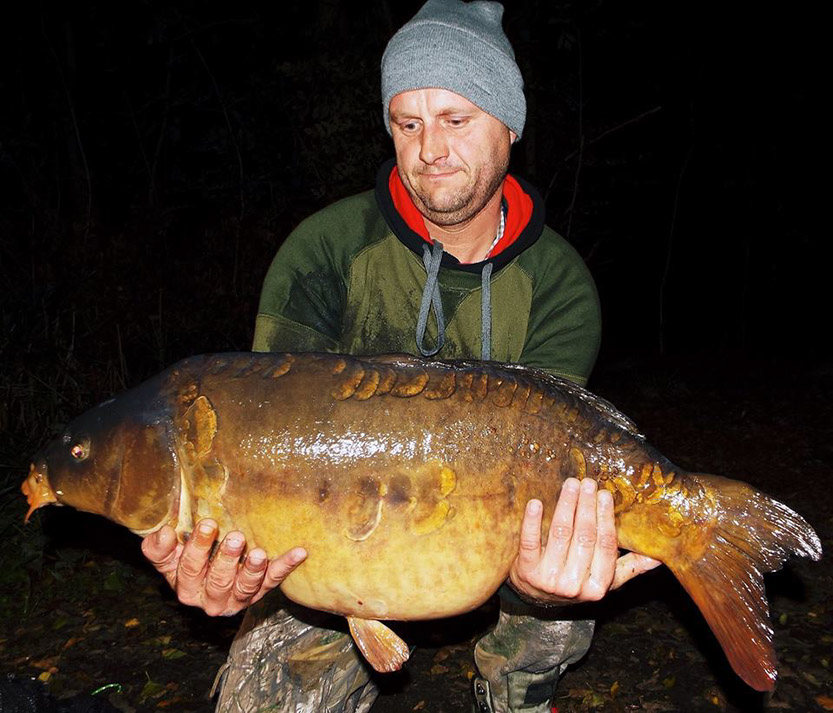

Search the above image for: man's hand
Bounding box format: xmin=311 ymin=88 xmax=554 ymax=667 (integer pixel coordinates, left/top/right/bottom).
xmin=509 ymin=477 xmax=661 ymax=605
xmin=141 ymin=519 xmax=307 ymax=616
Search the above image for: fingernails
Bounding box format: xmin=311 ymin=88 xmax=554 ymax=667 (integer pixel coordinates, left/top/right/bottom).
xmin=247 ymin=552 xmax=265 ymax=567
xmin=198 ymin=521 xmax=216 ymax=536
xmin=581 ymin=478 xmax=596 ymax=493
xmin=598 ymin=489 xmax=613 ymax=508
xmin=563 ymin=479 xmax=579 ymax=494
xmin=225 ymin=536 xmax=243 ymax=550
xmin=527 ymin=500 xmax=542 ymax=515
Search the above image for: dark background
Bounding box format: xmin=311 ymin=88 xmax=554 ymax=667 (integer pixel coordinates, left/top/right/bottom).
xmin=1 ymin=0 xmax=825 ymax=386
xmin=1 ymin=1 xmax=829 ymax=710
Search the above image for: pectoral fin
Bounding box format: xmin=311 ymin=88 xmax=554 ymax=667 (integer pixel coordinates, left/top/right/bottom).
xmin=346 ymin=617 xmax=410 ymax=673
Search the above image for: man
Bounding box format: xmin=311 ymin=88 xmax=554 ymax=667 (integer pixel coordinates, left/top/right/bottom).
xmin=142 ymin=1 xmax=660 ymax=711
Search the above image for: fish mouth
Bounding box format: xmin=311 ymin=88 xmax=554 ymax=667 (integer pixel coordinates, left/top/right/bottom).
xmin=22 ymin=463 xmax=58 ymax=522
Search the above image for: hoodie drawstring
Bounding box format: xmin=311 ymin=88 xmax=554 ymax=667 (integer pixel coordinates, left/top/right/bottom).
xmin=480 ymin=261 xmax=493 ymax=361
xmin=416 ymin=240 xmax=495 ymax=362
xmin=416 ymin=241 xmax=446 ymax=357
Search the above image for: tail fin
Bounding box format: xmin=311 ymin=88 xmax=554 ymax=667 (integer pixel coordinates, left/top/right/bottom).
xmin=666 ymin=475 xmax=821 ymax=691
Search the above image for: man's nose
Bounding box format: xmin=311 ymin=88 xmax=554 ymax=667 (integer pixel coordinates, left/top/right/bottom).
xmin=419 ymin=124 xmax=449 ymax=164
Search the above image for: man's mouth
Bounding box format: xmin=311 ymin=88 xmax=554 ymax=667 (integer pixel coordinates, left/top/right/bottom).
xmin=420 ymin=167 xmax=461 ymax=177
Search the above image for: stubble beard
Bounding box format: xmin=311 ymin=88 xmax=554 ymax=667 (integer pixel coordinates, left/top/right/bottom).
xmin=401 ymin=153 xmax=510 ymax=227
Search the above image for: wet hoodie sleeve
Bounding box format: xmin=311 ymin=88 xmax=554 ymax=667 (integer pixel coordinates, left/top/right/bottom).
xmin=252 ymin=213 xmax=347 ymax=353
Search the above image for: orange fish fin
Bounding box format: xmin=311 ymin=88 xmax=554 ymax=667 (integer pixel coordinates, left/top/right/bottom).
xmin=346 ymin=617 xmax=410 ymax=673
xmin=668 ymin=475 xmax=822 ymax=691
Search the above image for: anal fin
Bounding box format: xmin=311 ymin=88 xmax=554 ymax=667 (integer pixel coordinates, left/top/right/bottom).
xmin=347 ymin=617 xmax=410 ymax=673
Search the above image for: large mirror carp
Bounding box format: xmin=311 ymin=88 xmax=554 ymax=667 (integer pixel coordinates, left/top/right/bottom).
xmin=22 ymin=352 xmax=821 ymax=690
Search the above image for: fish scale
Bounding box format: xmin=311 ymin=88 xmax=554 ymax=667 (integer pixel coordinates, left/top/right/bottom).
xmin=22 ymin=351 xmax=821 ymax=690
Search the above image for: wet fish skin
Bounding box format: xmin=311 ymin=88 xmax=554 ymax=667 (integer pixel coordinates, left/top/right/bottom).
xmin=22 ymin=352 xmax=822 ymax=690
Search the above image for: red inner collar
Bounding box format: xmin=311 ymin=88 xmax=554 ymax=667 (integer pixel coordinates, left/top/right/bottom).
xmin=388 ymin=166 xmax=533 ymax=261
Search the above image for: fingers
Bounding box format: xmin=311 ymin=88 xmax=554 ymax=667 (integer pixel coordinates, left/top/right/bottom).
xmin=201 ymin=530 xmax=247 ymax=615
xmin=141 ymin=525 xmax=182 ymax=588
xmin=516 ymin=499 xmax=544 ymax=571
xmin=542 ymin=478 xmax=581 ymax=573
xmin=142 ymin=518 xmax=307 ymax=615
xmin=583 ymin=488 xmax=619 ymax=600
xmin=175 ymin=519 xmax=218 ymax=607
xmin=229 ymin=548 xmax=268 ymax=603
xmin=557 ymin=479 xmax=598 ymax=595
xmin=611 ymin=552 xmax=663 ymax=590
xmin=141 ymin=525 xmax=179 ymax=569
xmin=251 ymin=547 xmax=308 ymax=606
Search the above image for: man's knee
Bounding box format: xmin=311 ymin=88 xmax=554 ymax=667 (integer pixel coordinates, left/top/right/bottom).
xmin=473 ymin=609 xmax=595 ymax=713
xmin=214 ymin=600 xmax=377 ymax=713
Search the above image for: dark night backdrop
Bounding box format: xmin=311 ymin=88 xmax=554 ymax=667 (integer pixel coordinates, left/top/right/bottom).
xmin=0 ymin=1 xmax=829 ymax=710
xmin=1 ymin=0 xmax=825 ymax=378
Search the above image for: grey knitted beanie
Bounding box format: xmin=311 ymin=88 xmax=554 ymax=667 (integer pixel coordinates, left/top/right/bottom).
xmin=381 ymin=0 xmax=526 ymax=138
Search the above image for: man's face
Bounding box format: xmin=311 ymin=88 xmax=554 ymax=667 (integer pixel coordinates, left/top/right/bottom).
xmin=389 ymin=89 xmax=516 ymax=227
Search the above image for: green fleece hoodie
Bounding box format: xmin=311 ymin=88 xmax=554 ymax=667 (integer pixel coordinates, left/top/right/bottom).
xmin=253 ymin=160 xmax=600 ymax=385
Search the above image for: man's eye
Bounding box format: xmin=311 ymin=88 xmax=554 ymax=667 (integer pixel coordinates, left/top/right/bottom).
xmin=401 ymin=122 xmax=419 ymax=132
xmin=447 ymin=118 xmax=467 ymax=128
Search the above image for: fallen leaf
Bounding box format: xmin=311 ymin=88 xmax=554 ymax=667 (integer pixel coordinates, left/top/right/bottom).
xmin=816 ymin=695 xmax=833 ymax=711
xmin=157 ymin=697 xmax=185 ymax=708
xmin=103 ymin=569 xmax=127 ymax=592
xmin=609 ymin=680 xmax=619 ymax=697
xmin=140 ymin=680 xmax=167 ymax=701
xmin=429 ymin=664 xmax=448 ymax=675
xmin=37 ymin=672 xmax=51 ymax=683
xmin=161 ymin=648 xmax=186 ymax=660
xmin=801 ymin=671 xmax=820 ymax=686
xmin=31 ymin=657 xmax=59 ymax=671
xmin=412 ymin=702 xmax=426 ymax=711
xmin=567 ymin=688 xmax=593 ymax=699
xmin=582 ymin=690 xmax=606 ymax=707
xmin=124 ymin=618 xmax=140 ymax=628
xmin=147 ymin=635 xmax=172 ymax=647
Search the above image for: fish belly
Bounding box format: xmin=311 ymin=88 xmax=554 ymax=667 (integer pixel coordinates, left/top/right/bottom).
xmin=213 ymin=466 xmax=541 ymax=620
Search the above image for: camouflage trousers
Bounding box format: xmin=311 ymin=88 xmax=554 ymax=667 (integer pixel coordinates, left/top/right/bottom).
xmin=213 ymin=592 xmax=594 ymax=713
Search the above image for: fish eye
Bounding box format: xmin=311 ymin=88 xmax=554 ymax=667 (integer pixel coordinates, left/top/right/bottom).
xmin=70 ymin=438 xmax=90 ymax=461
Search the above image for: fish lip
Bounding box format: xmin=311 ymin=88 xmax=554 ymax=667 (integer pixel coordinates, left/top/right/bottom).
xmin=21 ymin=462 xmax=58 ymax=522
